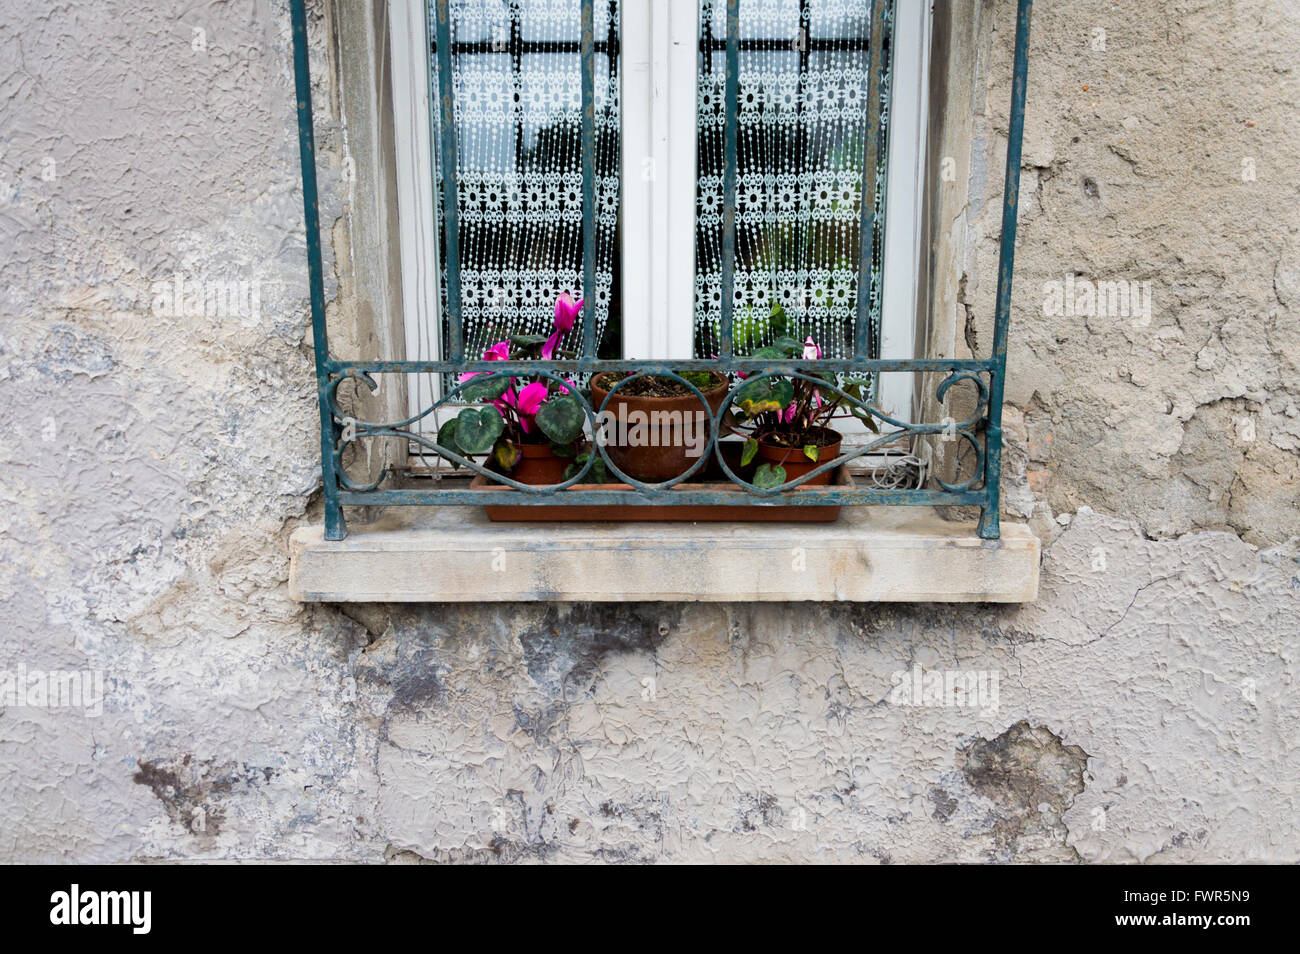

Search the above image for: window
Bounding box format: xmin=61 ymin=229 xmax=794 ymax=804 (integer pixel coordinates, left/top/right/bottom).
xmin=292 ymin=0 xmax=1033 ymax=548
xmin=390 ymin=0 xmax=929 ymax=434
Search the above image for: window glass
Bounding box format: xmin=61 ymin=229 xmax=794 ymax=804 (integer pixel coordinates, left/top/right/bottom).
xmin=694 ymin=0 xmax=889 ymax=358
xmin=433 ymin=0 xmax=622 ymax=358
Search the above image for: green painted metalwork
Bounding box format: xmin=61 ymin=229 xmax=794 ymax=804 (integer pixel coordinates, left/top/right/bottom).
xmin=979 ymin=0 xmax=1033 ymax=540
xmin=288 ymin=0 xmax=1033 ymax=544
xmin=289 ymin=0 xmax=345 ymax=540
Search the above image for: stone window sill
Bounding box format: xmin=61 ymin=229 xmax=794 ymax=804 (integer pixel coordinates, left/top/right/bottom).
xmin=288 ymin=506 xmax=1040 ymax=603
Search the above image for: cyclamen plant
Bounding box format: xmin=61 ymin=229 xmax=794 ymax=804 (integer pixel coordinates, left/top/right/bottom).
xmin=729 ymin=305 xmax=878 ymax=488
xmin=436 ymin=294 xmax=589 ymax=474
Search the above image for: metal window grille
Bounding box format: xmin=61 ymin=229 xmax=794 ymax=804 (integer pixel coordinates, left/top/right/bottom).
xmin=289 ymin=0 xmax=1033 ymax=542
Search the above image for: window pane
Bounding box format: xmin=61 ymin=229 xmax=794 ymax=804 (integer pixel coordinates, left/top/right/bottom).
xmin=432 ymin=0 xmax=622 ymax=359
xmin=694 ymin=0 xmax=890 ymax=358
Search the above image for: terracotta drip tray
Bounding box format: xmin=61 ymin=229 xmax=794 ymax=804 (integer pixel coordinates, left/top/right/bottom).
xmin=469 ymin=466 xmax=849 ymax=522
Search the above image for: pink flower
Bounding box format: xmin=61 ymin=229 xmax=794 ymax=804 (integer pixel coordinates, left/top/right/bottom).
xmin=493 ymin=385 xmax=517 ymax=417
xmin=544 ymin=296 xmax=582 ymax=360
xmin=516 ymin=382 xmax=548 ymax=417
xmin=782 ymin=402 xmax=799 ymax=424
xmin=460 ymin=339 xmax=511 ymax=383
xmin=803 ymin=336 xmax=821 ymax=360
xmin=542 ymin=330 xmax=562 ymax=360
xmin=512 ymin=382 xmax=549 ymax=434
xmin=554 ymin=293 xmax=583 ymax=332
xmin=459 ymin=339 xmax=513 ymax=390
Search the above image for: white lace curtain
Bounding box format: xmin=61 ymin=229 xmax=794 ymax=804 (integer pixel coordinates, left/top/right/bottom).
xmin=433 ymin=0 xmax=621 ymax=358
xmin=694 ymin=0 xmax=890 ymax=358
xmin=429 ymin=0 xmax=889 ymax=362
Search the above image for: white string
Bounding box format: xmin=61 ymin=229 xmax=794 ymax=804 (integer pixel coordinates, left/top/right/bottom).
xmin=862 ymin=450 xmax=924 ymax=489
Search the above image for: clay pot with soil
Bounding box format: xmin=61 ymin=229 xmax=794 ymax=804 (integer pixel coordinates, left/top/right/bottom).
xmin=754 ymin=426 xmax=843 ymax=486
xmin=589 ymin=371 xmax=730 ymax=482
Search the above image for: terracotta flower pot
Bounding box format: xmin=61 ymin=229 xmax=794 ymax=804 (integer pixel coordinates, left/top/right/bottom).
xmin=756 ymin=427 xmax=843 ymax=486
xmin=590 ymin=372 xmax=730 ymax=482
xmin=508 ymin=442 xmax=569 ymax=485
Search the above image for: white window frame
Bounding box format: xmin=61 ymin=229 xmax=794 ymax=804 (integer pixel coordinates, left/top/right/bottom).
xmin=621 ymin=0 xmax=699 ymax=360
xmin=876 ymin=0 xmax=931 ymax=425
xmin=389 ymin=0 xmax=930 ymax=428
xmin=390 ymin=0 xmax=442 ymax=428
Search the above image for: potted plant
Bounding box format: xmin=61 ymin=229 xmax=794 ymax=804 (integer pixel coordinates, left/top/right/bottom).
xmin=729 ymin=327 xmax=878 ymax=488
xmin=588 ymin=369 xmax=730 ymax=482
xmin=434 ymin=294 xmax=588 ymax=485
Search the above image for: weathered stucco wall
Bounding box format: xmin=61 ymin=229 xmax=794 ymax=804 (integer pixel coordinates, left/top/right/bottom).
xmin=0 ymin=0 xmax=1295 ymax=862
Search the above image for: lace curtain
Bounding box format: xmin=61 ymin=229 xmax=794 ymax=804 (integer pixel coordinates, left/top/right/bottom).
xmin=694 ymin=0 xmax=891 ymax=358
xmin=427 ymin=0 xmax=889 ymax=364
xmin=431 ymin=0 xmax=621 ymax=359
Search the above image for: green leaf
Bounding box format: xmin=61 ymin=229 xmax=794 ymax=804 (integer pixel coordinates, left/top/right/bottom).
xmin=549 ymin=441 xmax=577 ymax=458
xmin=460 ymin=373 xmax=509 ymax=402
xmin=492 ymin=440 xmax=521 ymax=471
xmin=753 ymin=463 xmax=787 ymax=489
xmin=435 ymin=418 xmax=462 ymax=469
xmin=749 ymin=345 xmax=785 ymax=361
xmin=850 ymin=401 xmax=880 ymax=432
xmin=803 ymin=444 xmax=819 ymax=462
xmin=507 ymin=333 xmax=548 ymax=347
xmin=564 ymin=452 xmax=607 ymax=483
xmin=741 ymin=437 xmax=759 ymax=467
xmin=844 ymin=382 xmax=880 ymax=432
xmin=733 ymin=376 xmax=794 ymax=417
xmin=453 ymin=406 xmax=504 ymax=454
xmin=770 ymin=336 xmax=803 ymax=357
xmin=768 ymin=302 xmax=789 ymax=336
xmin=534 ymin=393 xmax=586 ymax=444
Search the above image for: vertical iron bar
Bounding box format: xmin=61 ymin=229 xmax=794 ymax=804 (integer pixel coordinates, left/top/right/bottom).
xmin=855 ymin=0 xmax=886 ymax=361
xmin=290 ymin=0 xmax=347 ymax=541
xmin=719 ymin=0 xmax=740 ymax=358
xmin=978 ymin=0 xmax=1033 ymax=540
xmin=580 ymin=0 xmax=597 ymax=358
xmin=433 ymin=0 xmax=464 ymax=361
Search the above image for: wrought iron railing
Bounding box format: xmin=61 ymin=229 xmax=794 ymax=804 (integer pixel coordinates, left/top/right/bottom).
xmin=290 ymin=0 xmax=1032 ymax=542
